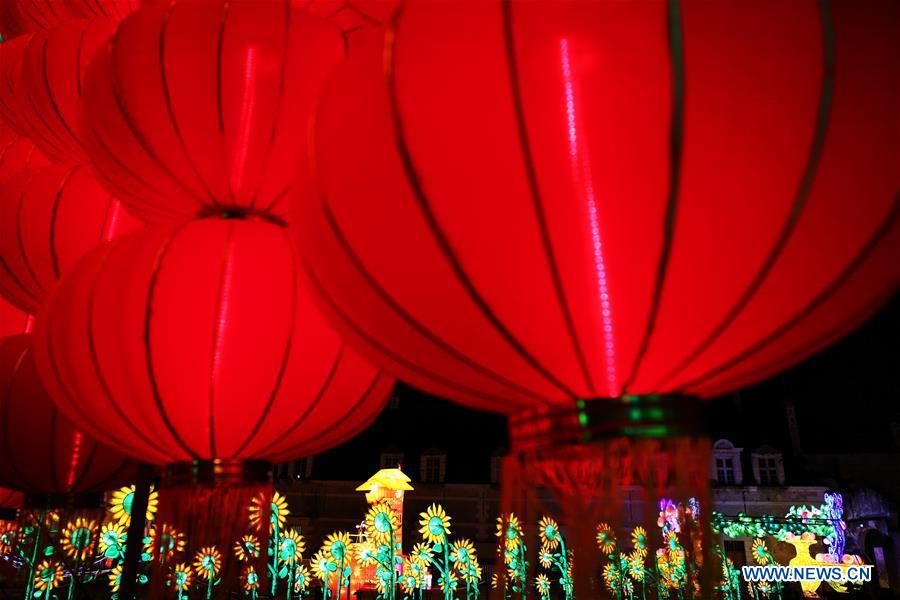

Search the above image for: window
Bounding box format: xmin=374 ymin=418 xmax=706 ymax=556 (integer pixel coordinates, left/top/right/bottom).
xmin=716 ymin=457 xmax=736 ymax=485
xmin=711 ymin=439 xmax=743 ymax=485
xmin=757 ymin=457 xmax=777 ymax=485
xmin=751 ymin=447 xmax=784 ymax=485
xmin=380 ymin=452 xmax=404 ymax=470
xmin=420 ymin=452 xmax=446 ymax=483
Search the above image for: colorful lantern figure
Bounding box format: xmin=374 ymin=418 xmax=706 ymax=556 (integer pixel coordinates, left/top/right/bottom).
xmin=0 ymin=164 xmax=140 ymax=313
xmin=14 ymin=18 xmax=117 ymax=163
xmin=81 ymin=0 xmax=345 ymax=224
xmin=33 ymin=219 xmax=393 ymax=589
xmin=294 ymin=1 xmax=900 ymax=593
xmin=0 ymin=334 xmax=134 ymax=497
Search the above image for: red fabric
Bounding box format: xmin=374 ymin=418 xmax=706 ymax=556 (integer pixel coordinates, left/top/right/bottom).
xmin=0 ymin=334 xmax=134 ymax=493
xmin=0 ymin=486 xmax=23 ymax=508
xmin=0 ymin=164 xmax=141 ymax=313
xmin=82 ymin=0 xmax=345 ymax=224
xmin=14 ymin=18 xmax=117 ymax=164
xmin=295 ymin=0 xmax=900 ymax=413
xmin=0 ymin=35 xmax=33 ymax=136
xmin=33 ymin=218 xmax=393 ymax=465
xmin=0 ymin=125 xmax=48 ymax=185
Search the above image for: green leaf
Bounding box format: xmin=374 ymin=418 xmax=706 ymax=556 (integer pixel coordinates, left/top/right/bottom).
xmin=139 ymin=575 xmax=149 ymax=584
xmin=43 ymin=546 xmax=55 ymax=556
xmin=33 ymin=591 xmax=42 ymax=598
xmin=278 ymin=566 xmax=288 ymax=579
xmin=432 ymin=544 xmax=442 ymax=553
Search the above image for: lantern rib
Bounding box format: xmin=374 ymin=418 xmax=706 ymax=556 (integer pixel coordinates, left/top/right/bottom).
xmin=74 ymin=21 xmax=87 ymax=98
xmin=84 ymin=124 xmax=174 ymax=219
xmin=14 ymin=177 xmax=48 ymax=297
xmin=621 ymin=0 xmax=686 ymax=394
xmin=258 ymin=182 xmax=292 ymax=216
xmin=0 ymin=254 xmax=42 ymax=309
xmin=303 ymin=263 xmax=524 ymax=412
xmin=500 ymin=0 xmax=596 ymax=397
xmin=320 ymin=197 xmax=550 ymax=405
xmin=85 ymin=245 xmax=173 ymax=459
xmin=680 ymin=195 xmax=900 ymax=393
xmin=143 ymin=224 xmax=202 ymax=460
xmin=298 ymin=375 xmax=386 ymax=457
xmin=47 ymin=166 xmax=81 ymax=279
xmin=231 ymin=227 xmax=298 ymax=458
xmin=157 ymin=2 xmax=222 ymax=211
xmin=106 ymin=27 xmax=210 ymax=217
xmin=214 ymin=1 xmax=232 ymax=206
xmin=250 ymin=343 xmax=344 ymax=458
xmin=652 ymin=0 xmax=836 ymax=392
xmin=38 ymin=37 xmax=82 ymax=159
xmin=276 ymin=371 xmax=384 ymax=459
xmin=247 ymin=1 xmax=292 ymax=212
xmin=385 ymin=7 xmax=578 ymax=401
xmin=701 ymin=283 xmax=899 ymax=397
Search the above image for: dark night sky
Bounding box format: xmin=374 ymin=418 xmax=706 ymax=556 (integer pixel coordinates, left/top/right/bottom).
xmin=315 ymin=292 xmax=899 ymax=481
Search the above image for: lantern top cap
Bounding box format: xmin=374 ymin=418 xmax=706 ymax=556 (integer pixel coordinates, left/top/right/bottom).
xmin=356 ymin=468 xmax=413 ymax=492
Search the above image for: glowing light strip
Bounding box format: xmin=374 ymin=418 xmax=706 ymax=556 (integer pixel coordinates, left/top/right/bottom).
xmin=231 ymin=47 xmax=258 ymax=199
xmin=65 ymin=431 xmax=82 ymax=489
xmin=560 ymin=39 xmax=618 ymax=394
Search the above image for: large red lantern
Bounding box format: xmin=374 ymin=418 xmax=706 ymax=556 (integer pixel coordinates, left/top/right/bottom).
xmin=0 ymin=334 xmax=134 ymax=497
xmin=33 ymin=218 xmax=392 ymax=584
xmin=14 ymin=18 xmax=117 ymax=164
xmin=0 ymin=0 xmax=73 ymax=34
xmin=295 ymin=1 xmax=899 ymax=590
xmin=0 ymin=164 xmax=141 ymax=313
xmin=81 ymin=0 xmax=345 ymax=224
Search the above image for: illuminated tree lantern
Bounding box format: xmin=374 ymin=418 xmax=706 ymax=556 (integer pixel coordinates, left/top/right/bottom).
xmin=294 ymin=1 xmax=900 ymax=594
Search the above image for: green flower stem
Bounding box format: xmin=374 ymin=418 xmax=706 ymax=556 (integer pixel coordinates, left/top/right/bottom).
xmin=389 ymin=527 xmax=396 ymax=600
xmin=24 ymin=511 xmax=44 ymax=600
xmin=335 ymin=556 xmax=344 ymax=600
xmin=321 ymin=571 xmax=329 ymax=600
xmin=206 ymin=573 xmax=214 ymax=600
xmin=66 ymin=556 xmax=80 ymax=600
xmin=271 ymin=518 xmax=281 ymax=597
xmin=287 ymin=558 xmax=295 ymax=600
xmin=443 ymin=535 xmax=451 ymax=600
xmin=557 ymin=537 xmax=572 ymax=600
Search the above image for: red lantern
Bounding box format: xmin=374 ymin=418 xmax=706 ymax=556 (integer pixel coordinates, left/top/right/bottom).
xmin=0 ymin=126 xmax=48 ymax=185
xmin=14 ymin=18 xmax=117 ymax=164
xmin=0 ymin=35 xmax=32 ymax=136
xmin=35 ymin=218 xmax=391 ymax=464
xmin=82 ymin=0 xmax=345 ymax=224
xmin=0 ymin=164 xmax=141 ymax=313
xmin=34 ymin=218 xmax=391 ymax=586
xmin=0 ymin=334 xmax=134 ymax=495
xmin=295 ymin=2 xmax=899 ymax=590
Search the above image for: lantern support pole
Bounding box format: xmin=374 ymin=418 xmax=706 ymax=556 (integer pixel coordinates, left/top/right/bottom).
xmin=119 ymin=465 xmax=153 ymax=600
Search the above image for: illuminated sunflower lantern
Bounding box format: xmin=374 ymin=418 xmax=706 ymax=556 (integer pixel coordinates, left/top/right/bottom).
xmin=295 ymin=3 xmax=900 ymax=593
xmin=60 ymin=517 xmax=97 ymax=562
xmin=108 ymin=484 xmax=159 ymax=526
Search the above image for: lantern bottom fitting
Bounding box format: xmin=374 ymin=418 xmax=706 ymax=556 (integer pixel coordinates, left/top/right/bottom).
xmin=509 ymin=394 xmax=707 ymax=454
xmin=162 ymin=459 xmax=272 ymax=487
